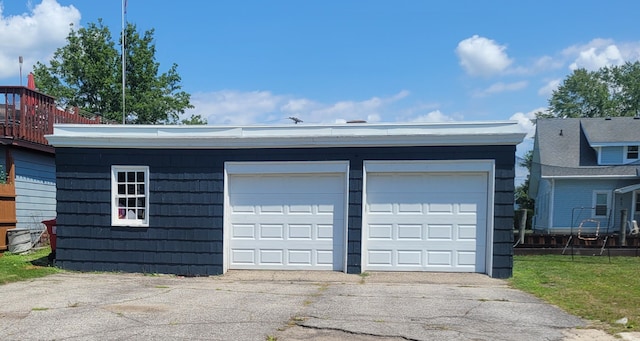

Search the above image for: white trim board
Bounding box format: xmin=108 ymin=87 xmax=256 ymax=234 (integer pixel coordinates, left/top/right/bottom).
xmin=47 ymin=121 xmax=526 ymax=149
xmin=361 ymin=160 xmax=495 ymax=276
xmin=223 ymin=161 xmax=350 ymax=273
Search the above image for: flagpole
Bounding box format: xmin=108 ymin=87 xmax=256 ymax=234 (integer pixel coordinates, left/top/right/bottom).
xmin=121 ymin=0 xmax=126 ymax=124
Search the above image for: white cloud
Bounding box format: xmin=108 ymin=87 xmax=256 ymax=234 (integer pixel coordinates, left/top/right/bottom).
xmin=570 ymin=45 xmax=624 ymax=71
xmin=562 ymin=38 xmax=640 ymax=71
xmin=538 ymin=79 xmax=561 ymax=96
xmin=187 ymin=90 xmax=411 ymax=125
xmin=305 ymin=91 xmax=408 ymax=124
xmin=473 ymin=81 xmax=528 ymax=98
xmin=509 ymin=107 xmax=545 ymax=138
xmin=188 ymin=90 xmax=284 ymax=125
xmin=455 ymin=35 xmax=513 ymax=77
xmin=410 ymin=110 xmax=457 ymax=123
xmin=0 ymin=0 xmax=80 ymax=80
xmin=530 ymin=55 xmax=564 ymax=73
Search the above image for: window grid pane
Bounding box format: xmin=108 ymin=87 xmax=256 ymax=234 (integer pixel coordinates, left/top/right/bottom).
xmin=115 ymin=168 xmax=148 ymax=223
xmin=594 ymin=193 xmax=608 ymax=216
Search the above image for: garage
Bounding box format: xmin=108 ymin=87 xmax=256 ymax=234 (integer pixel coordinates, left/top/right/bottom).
xmin=224 ymin=162 xmax=348 ymax=271
xmin=362 ymin=161 xmax=493 ymax=273
xmin=48 ymin=121 xmax=524 ymax=278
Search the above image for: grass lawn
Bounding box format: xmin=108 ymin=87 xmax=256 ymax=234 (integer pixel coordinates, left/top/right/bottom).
xmin=0 ymin=247 xmax=61 ymax=285
xmin=510 ymin=255 xmax=640 ymax=334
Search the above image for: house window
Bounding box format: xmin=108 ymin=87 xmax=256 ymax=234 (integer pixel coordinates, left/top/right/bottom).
xmin=593 ymin=191 xmax=610 ymax=217
xmin=112 ymin=166 xmax=149 ymax=227
xmin=627 ymin=146 xmax=639 ymax=160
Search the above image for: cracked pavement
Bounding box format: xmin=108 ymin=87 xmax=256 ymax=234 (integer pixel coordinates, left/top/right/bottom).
xmin=0 ymin=271 xmax=598 ymax=340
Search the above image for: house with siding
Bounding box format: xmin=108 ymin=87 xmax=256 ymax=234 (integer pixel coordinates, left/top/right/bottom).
xmin=45 ymin=121 xmax=525 ymax=278
xmin=0 ymin=78 xmax=99 ymax=250
xmin=530 ymin=117 xmax=640 ymax=235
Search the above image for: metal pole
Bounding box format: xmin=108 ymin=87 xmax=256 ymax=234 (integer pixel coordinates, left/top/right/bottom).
xmin=121 ymin=0 xmax=126 ymax=124
xmin=620 ymin=209 xmax=628 ymax=247
xmin=519 ymin=209 xmax=527 ymax=245
xmin=19 ymin=56 xmax=23 ymax=86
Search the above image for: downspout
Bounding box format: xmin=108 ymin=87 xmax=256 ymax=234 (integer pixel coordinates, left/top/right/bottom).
xmin=612 ymin=191 xmax=617 ymax=233
xmin=548 ymin=179 xmax=555 ymax=233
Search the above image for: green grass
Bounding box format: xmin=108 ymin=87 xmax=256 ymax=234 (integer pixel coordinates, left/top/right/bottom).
xmin=510 ymin=255 xmax=640 ymax=334
xmin=0 ymin=247 xmax=61 ymax=285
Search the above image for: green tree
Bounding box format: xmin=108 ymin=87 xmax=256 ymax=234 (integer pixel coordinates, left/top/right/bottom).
xmin=544 ymin=61 xmax=640 ymax=118
xmin=33 ymin=20 xmax=192 ymax=124
xmin=181 ymin=114 xmax=208 ymax=125
xmin=608 ymin=61 xmax=640 ymax=116
xmin=515 ymin=150 xmax=534 ymax=210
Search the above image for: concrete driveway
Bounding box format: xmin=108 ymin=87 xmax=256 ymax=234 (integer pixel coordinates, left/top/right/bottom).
xmin=0 ymin=271 xmax=616 ymax=340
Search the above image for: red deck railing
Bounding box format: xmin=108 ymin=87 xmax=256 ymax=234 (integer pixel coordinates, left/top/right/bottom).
xmin=0 ymin=86 xmax=100 ymax=146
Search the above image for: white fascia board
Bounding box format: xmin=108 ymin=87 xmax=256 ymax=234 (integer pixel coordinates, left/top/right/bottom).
xmin=589 ymin=142 xmax=639 ymax=147
xmin=364 ymin=159 xmax=494 ymax=173
xmin=541 ymin=175 xmax=639 ymax=179
xmin=225 ymin=161 xmax=349 ymax=175
xmin=614 ymin=183 xmax=640 ymax=194
xmin=46 ymin=121 xmax=526 ymax=149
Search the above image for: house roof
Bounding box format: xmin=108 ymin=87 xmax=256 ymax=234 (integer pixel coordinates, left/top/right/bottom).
xmin=581 ymin=117 xmax=640 ymax=146
xmin=535 ymin=117 xmax=640 ymax=178
xmin=45 ymin=121 xmax=526 ymax=149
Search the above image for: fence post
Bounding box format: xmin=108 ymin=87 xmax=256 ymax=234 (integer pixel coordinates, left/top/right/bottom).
xmin=519 ymin=209 xmax=527 ymax=245
xmin=620 ymin=209 xmax=628 ymax=247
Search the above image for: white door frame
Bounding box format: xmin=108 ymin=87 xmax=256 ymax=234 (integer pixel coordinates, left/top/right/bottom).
xmin=361 ymin=160 xmax=495 ymax=276
xmin=223 ymin=161 xmax=350 ymax=273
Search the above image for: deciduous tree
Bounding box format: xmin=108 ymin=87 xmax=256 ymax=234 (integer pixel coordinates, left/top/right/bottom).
xmin=34 ymin=20 xmax=193 ymax=124
xmin=515 ymin=150 xmax=534 ymax=210
xmin=543 ymin=61 xmax=640 ymax=118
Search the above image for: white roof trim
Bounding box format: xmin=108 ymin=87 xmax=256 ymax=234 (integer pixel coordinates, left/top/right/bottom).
xmin=588 ymin=142 xmax=640 ymax=147
xmin=541 ymin=175 xmax=639 ymax=179
xmin=614 ymin=183 xmax=640 ymax=194
xmin=46 ymin=121 xmax=526 ymax=149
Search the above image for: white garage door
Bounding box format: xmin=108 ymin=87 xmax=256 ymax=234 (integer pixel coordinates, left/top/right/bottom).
xmin=364 ymin=171 xmax=488 ymax=272
xmin=227 ymin=173 xmax=345 ymax=270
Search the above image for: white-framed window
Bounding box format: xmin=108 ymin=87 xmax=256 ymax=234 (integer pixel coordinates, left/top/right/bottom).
xmin=627 ymin=145 xmax=639 ymax=160
xmin=111 ymin=166 xmax=149 ymax=227
xmin=592 ymin=190 xmax=610 ymax=218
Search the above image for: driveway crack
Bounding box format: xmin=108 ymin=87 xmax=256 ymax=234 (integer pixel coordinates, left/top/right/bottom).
xmin=295 ymin=323 xmax=422 ymax=341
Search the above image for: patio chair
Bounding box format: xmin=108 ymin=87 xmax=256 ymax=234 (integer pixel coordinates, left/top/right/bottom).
xmin=629 ymin=220 xmax=640 ymax=236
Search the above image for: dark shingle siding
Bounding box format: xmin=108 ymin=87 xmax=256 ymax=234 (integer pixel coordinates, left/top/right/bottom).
xmin=55 ymin=145 xmax=516 ymax=278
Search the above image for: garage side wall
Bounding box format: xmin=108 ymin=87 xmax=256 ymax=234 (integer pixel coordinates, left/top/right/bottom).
xmin=55 ymin=149 xmax=223 ymax=275
xmin=54 ymin=145 xmax=516 ymax=278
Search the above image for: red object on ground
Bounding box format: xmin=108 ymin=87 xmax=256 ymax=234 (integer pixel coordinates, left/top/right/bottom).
xmin=42 ymin=218 xmax=57 ymax=251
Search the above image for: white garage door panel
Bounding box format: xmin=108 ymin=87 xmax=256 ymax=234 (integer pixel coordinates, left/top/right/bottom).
xmin=228 ymin=174 xmax=345 ymax=270
xmin=365 ymin=173 xmax=487 ymax=272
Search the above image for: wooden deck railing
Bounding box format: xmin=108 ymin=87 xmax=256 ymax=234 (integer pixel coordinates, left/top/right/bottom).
xmin=0 ymin=86 xmax=100 ymax=146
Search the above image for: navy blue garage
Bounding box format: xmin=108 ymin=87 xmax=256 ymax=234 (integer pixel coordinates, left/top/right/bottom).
xmin=46 ymin=122 xmax=525 ymax=278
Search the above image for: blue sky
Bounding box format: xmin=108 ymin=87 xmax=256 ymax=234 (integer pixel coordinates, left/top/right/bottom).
xmin=2 ymin=0 xmax=640 ymax=159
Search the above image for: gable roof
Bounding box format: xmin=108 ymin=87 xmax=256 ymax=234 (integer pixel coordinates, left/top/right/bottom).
xmin=534 ymin=117 xmax=640 ymax=178
xmin=581 ymin=117 xmax=640 ymax=146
